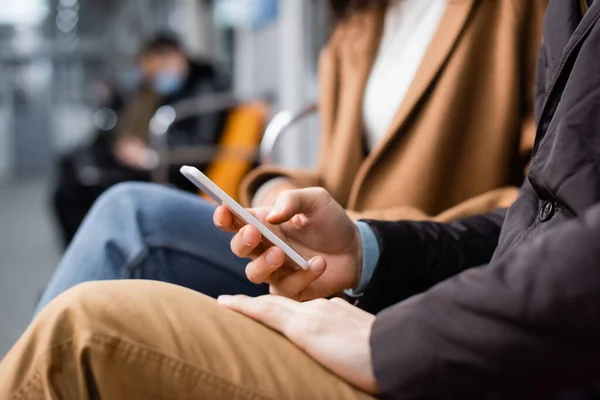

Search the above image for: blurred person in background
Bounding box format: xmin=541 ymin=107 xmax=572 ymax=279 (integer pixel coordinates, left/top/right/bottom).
xmin=35 ymin=0 xmax=545 ymax=313
xmin=52 ymin=34 xmax=228 ymax=247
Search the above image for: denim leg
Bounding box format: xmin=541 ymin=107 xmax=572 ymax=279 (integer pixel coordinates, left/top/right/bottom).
xmin=36 ymin=182 xmax=267 ymax=315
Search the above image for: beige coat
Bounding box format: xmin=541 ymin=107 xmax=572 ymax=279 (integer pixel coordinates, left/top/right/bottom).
xmin=242 ymin=0 xmax=547 ymax=222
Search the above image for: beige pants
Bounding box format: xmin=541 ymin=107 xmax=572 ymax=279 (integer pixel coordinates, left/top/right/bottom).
xmin=0 ymin=280 xmax=375 ymax=400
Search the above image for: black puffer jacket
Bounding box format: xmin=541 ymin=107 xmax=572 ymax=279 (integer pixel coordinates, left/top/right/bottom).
xmin=360 ymin=1 xmax=600 ymax=398
xmin=161 ymin=60 xmax=229 ymax=149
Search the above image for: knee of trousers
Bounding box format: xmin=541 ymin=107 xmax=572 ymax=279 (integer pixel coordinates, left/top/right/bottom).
xmin=1 ymin=281 xmax=217 ymax=397
xmin=33 ymin=281 xmax=140 ymax=344
xmin=0 ymin=281 xmax=143 ymax=387
xmin=32 ymin=280 xmax=218 ymax=350
xmin=75 ymin=182 xmax=169 ymax=245
xmin=31 ymin=280 xmax=270 ymax=362
xmin=88 ymin=182 xmax=156 ymax=221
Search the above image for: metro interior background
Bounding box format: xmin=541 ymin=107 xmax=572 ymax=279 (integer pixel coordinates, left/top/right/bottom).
xmin=0 ymin=0 xmax=326 ymax=357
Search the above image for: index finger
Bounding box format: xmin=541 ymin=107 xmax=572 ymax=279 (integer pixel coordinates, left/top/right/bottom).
xmin=266 ymin=188 xmax=330 ymax=225
xmin=213 ymin=205 xmax=245 ymax=232
xmin=217 ymin=294 xmax=301 ymax=333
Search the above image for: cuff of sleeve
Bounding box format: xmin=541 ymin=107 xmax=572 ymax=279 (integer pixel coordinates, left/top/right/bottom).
xmin=344 ymin=221 xmax=380 ymax=298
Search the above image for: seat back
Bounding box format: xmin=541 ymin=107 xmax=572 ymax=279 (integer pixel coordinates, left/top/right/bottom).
xmin=259 ymin=103 xmax=318 ymax=165
xmin=203 ymin=101 xmax=269 ymax=201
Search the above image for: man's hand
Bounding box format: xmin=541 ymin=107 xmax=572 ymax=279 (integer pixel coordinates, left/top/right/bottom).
xmin=218 ymin=294 xmax=379 ymax=395
xmin=214 ymin=188 xmax=362 ymax=301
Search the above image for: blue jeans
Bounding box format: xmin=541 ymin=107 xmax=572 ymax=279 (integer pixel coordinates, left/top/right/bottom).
xmin=36 ymin=182 xmax=268 ymax=315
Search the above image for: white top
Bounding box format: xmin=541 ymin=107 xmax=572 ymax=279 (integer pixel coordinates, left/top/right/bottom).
xmin=362 ymin=0 xmax=448 ymax=151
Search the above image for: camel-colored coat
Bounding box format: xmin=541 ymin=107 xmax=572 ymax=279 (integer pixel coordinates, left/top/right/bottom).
xmin=242 ymin=0 xmax=547 ymax=222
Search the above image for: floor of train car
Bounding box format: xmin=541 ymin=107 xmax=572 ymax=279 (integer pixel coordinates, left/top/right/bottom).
xmin=0 ymin=177 xmax=60 ymax=357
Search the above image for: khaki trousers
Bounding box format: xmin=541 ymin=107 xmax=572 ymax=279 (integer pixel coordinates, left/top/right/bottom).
xmin=0 ymin=280 xmax=374 ymax=400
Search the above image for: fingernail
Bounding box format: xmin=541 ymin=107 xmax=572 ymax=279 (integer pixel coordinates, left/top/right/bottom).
xmin=309 ymin=257 xmax=326 ymax=273
xmin=267 ymin=209 xmax=280 ymax=220
xmin=218 ymin=295 xmax=234 ymax=304
xmin=269 ymin=204 xmax=285 ymax=218
xmin=266 ymin=249 xmax=280 ymax=266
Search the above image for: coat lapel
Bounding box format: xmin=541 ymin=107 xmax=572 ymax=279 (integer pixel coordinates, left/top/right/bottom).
xmin=543 ymin=0 xmax=584 ymax=76
xmin=348 ymin=0 xmax=478 ymax=203
xmin=327 ymin=5 xmax=385 ymax=198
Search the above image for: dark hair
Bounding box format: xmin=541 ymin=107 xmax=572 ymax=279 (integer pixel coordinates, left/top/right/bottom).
xmin=142 ymin=33 xmax=183 ymax=55
xmin=328 ymin=0 xmax=387 ymax=21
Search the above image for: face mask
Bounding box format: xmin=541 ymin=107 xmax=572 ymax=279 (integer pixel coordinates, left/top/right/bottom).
xmin=152 ymin=70 xmax=186 ymax=96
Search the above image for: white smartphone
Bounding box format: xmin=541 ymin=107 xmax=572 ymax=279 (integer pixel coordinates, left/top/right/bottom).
xmin=180 ymin=165 xmax=309 ymax=270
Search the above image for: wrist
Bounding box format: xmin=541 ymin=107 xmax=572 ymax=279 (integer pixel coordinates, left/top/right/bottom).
xmin=346 ymin=210 xmax=361 ymax=221
xmin=345 ymin=221 xmax=380 ymax=297
xmin=334 ymin=222 xmax=363 ymax=293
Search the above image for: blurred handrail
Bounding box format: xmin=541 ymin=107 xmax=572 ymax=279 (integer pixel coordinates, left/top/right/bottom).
xmin=148 ymin=91 xmax=240 ymax=183
xmin=259 ymin=103 xmax=318 ymax=165
xmin=147 ymin=96 xmax=319 ymax=183
xmin=171 ymin=92 xmax=239 ymax=121
xmin=148 ymin=91 xmax=239 ymax=150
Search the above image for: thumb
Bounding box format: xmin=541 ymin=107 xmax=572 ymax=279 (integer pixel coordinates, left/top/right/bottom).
xmin=266 ymin=188 xmax=330 ymax=224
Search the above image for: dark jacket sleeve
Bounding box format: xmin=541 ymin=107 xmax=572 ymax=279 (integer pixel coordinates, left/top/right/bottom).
xmin=370 ymin=202 xmax=600 ymax=399
xmin=357 ymin=209 xmax=506 ymax=314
